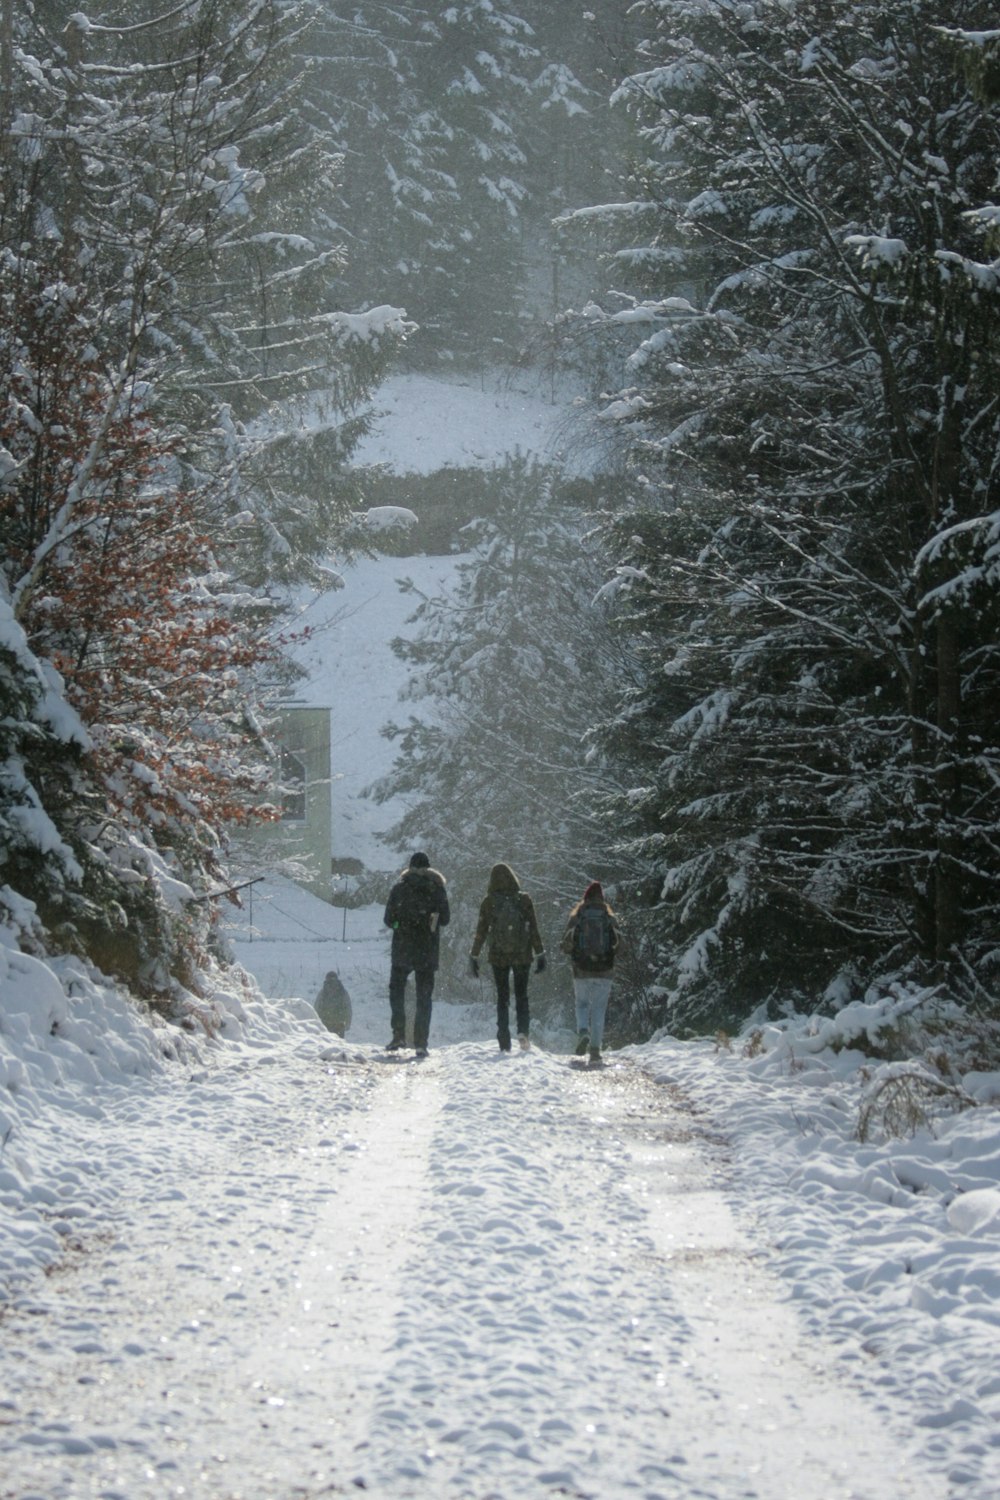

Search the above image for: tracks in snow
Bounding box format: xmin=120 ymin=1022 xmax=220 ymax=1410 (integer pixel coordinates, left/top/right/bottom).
xmin=0 ymin=1042 xmax=940 ymax=1500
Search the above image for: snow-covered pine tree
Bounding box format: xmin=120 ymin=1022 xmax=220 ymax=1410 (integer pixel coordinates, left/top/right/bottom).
xmin=297 ymin=0 xmax=537 ymax=360
xmin=369 ymin=456 xmax=623 ymax=1000
xmin=0 ymin=588 xmax=90 ymax=948
xmin=517 ymin=0 xmax=646 ymax=338
xmin=568 ymin=0 xmax=1000 ymax=1031
xmin=299 ymin=0 xmax=632 ymax=365
xmin=3 ymin=1 xmax=409 ymax=590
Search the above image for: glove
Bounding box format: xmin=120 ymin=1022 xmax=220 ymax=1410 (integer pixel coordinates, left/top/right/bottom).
xmin=469 ymin=955 xmax=480 ymax=979
xmin=535 ymin=952 xmax=546 ymax=974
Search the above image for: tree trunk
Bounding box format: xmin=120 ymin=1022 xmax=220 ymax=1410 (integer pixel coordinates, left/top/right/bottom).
xmin=927 ymin=351 xmax=967 ymax=969
xmin=933 ymin=614 xmax=962 ymax=966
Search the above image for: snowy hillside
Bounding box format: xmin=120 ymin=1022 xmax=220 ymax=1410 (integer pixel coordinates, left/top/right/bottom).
xmin=284 ymin=552 xmax=459 ymax=870
xmin=280 ymin=369 xmax=595 ymax=869
xmin=351 ymin=370 xmax=595 ymax=475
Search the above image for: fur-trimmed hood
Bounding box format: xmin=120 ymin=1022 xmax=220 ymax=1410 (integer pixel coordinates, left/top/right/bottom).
xmin=399 ymin=864 xmax=447 ymax=890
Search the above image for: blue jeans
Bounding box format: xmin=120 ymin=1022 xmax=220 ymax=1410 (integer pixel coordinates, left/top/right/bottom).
xmin=389 ymin=964 xmax=434 ymax=1049
xmin=574 ymin=975 xmax=612 ymax=1049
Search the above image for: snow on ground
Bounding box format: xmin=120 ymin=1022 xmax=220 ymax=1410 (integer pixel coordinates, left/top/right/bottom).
xmin=351 ymin=370 xmax=593 ymax=475
xmin=2 ymin=881 xmax=1000 ymax=1497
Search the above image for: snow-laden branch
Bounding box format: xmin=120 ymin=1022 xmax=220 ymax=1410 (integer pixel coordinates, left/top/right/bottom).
xmin=10 ymin=354 xmax=142 ymax=625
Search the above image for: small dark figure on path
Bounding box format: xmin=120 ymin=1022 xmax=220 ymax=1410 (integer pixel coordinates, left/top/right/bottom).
xmin=560 ymin=881 xmax=619 ymax=1065
xmin=469 ymin=863 xmax=545 ymax=1052
xmin=383 ymin=851 xmax=450 ymax=1057
xmin=315 ymin=970 xmax=352 ymax=1037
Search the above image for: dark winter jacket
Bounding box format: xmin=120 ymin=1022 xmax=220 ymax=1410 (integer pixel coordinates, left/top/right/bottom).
xmin=470 ymin=862 xmax=543 ymax=967
xmin=384 ymin=866 xmax=450 ymax=970
xmin=560 ymin=893 xmax=619 ymax=978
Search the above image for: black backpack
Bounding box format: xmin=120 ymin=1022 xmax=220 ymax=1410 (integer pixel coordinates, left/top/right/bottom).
xmin=572 ymin=905 xmax=614 ymax=966
xmin=396 ymin=873 xmax=437 ymax=931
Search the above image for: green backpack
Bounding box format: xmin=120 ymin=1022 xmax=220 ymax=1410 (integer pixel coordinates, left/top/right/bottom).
xmin=491 ymin=889 xmax=526 ymax=958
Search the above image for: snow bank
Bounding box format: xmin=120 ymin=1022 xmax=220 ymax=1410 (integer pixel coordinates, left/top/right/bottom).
xmin=0 ymin=908 xmax=320 ymax=1302
xmin=0 ymin=925 xmax=161 ymax=1297
xmin=636 ymin=1010 xmax=1000 ymax=1490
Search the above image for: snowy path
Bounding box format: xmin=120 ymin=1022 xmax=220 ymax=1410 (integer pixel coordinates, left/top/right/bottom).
xmin=1 ymin=1040 xmax=943 ymax=1500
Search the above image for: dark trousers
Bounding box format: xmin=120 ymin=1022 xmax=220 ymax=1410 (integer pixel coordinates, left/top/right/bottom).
xmin=492 ymin=963 xmax=530 ymax=1048
xmin=389 ymin=964 xmax=434 ymax=1048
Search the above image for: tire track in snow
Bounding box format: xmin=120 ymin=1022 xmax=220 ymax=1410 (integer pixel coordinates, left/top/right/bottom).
xmin=0 ymin=1041 xmax=947 ymax=1500
xmin=0 ymin=1048 xmax=439 ymax=1500
xmin=347 ymin=1046 xmax=942 ymax=1500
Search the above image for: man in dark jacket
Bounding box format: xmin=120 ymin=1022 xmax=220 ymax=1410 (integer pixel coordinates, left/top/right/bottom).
xmin=383 ymin=851 xmax=450 ymax=1056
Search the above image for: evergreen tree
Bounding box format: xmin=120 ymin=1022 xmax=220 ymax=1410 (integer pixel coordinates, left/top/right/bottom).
xmin=3 ymin=1 xmax=409 ymax=587
xmin=302 ymin=0 xmax=538 ymax=359
xmin=0 ymin=0 xmax=408 ymax=991
xmin=300 ymin=0 xmax=633 ymax=362
xmin=369 ymin=457 xmax=623 ymax=1000
xmin=570 ymin=0 xmax=1000 ymax=1030
xmin=0 ymin=590 xmax=89 ymax=942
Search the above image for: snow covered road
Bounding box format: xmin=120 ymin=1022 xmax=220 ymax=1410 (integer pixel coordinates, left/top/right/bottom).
xmin=0 ymin=1037 xmax=941 ymax=1500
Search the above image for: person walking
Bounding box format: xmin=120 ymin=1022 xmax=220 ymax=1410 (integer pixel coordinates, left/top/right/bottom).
xmin=560 ymin=881 xmax=619 ymax=1065
xmin=469 ymin=863 xmax=545 ymax=1052
xmin=383 ymin=851 xmax=450 ymax=1057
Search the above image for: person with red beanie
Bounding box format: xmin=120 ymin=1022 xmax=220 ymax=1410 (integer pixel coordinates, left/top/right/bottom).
xmin=560 ymin=880 xmax=619 ymax=1065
